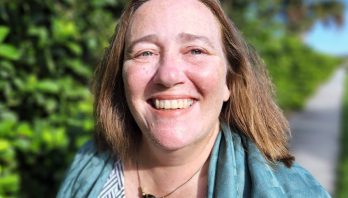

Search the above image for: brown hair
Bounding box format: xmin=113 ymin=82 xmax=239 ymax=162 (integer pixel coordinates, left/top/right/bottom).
xmin=93 ymin=0 xmax=294 ymax=166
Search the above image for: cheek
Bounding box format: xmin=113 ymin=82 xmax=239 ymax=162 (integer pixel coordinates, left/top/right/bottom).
xmin=123 ymin=63 xmax=153 ymax=98
xmin=189 ymin=61 xmax=228 ymax=96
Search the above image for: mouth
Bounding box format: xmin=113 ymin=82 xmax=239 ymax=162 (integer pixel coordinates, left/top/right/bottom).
xmin=149 ymin=98 xmax=195 ymax=110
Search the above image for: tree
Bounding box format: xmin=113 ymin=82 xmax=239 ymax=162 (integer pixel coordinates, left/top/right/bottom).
xmin=221 ymin=0 xmax=345 ymax=34
xmin=220 ymin=0 xmax=342 ymax=109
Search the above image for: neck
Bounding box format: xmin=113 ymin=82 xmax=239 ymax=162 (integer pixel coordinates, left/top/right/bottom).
xmin=137 ymin=155 xmax=210 ymax=198
xmin=138 ymin=123 xmax=220 ymax=167
xmin=134 ymin=125 xmax=219 ymax=197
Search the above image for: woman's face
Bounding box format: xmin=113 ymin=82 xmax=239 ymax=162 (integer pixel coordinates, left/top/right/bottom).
xmin=123 ymin=0 xmax=230 ymax=151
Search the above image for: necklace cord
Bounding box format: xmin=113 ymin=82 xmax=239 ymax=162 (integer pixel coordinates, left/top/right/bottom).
xmin=136 ymin=161 xmax=205 ymax=198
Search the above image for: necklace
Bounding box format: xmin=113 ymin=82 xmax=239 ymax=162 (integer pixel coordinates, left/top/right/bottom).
xmin=136 ymin=161 xmax=204 ymax=198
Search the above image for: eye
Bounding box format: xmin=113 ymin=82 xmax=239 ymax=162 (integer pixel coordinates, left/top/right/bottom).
xmin=190 ymin=49 xmax=203 ymax=55
xmin=140 ymin=51 xmax=154 ymax=57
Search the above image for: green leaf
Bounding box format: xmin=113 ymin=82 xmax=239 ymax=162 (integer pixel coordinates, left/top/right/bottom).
xmin=36 ymin=80 xmax=60 ymax=93
xmin=54 ymin=128 xmax=68 ymax=147
xmin=28 ymin=26 xmax=49 ymax=48
xmin=14 ymin=138 xmax=31 ymax=151
xmin=0 ymin=110 xmax=17 ymax=121
xmin=25 ymin=75 xmax=38 ymax=92
xmin=83 ymin=119 xmax=94 ymax=131
xmin=0 ymin=26 xmax=10 ymax=43
xmin=0 ymin=121 xmax=16 ymax=137
xmin=0 ymin=111 xmax=17 ymax=137
xmin=91 ymin=0 xmax=118 ymax=7
xmin=0 ymin=139 xmax=11 ymax=151
xmin=0 ymin=173 xmax=19 ymax=194
xmin=53 ymin=18 xmax=78 ymax=40
xmin=65 ymin=59 xmax=92 ymax=78
xmin=44 ymin=98 xmax=57 ymax=113
xmin=16 ymin=123 xmax=33 ymax=137
xmin=0 ymin=60 xmax=14 ymax=78
xmin=42 ymin=130 xmax=53 ymax=147
xmin=67 ymin=42 xmax=82 ymax=55
xmin=0 ymin=44 xmax=21 ymax=60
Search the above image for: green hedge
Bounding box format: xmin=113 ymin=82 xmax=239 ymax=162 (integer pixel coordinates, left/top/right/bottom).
xmin=0 ymin=0 xmax=126 ymax=197
xmin=240 ymin=20 xmax=341 ymax=110
xmin=263 ymin=36 xmax=340 ymax=110
xmin=0 ymin=0 xmax=341 ymax=197
xmin=336 ymin=66 xmax=348 ymax=198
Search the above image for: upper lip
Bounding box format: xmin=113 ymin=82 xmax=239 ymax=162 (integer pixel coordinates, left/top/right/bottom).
xmin=148 ymin=94 xmax=198 ymax=100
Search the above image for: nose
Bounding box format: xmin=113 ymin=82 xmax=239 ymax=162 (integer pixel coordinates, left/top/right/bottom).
xmin=153 ymin=53 xmax=186 ymax=88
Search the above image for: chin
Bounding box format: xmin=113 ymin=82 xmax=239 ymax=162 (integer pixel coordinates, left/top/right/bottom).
xmin=147 ymin=126 xmax=203 ymax=151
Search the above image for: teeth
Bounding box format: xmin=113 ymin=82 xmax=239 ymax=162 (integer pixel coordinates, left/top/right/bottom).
xmin=155 ymin=100 xmax=160 ymax=108
xmin=153 ymin=99 xmax=193 ymax=110
xmin=178 ymin=99 xmax=183 ymax=108
xmin=164 ymin=100 xmax=170 ymax=109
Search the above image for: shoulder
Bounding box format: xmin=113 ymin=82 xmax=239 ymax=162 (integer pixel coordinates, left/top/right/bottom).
xmin=235 ymin=131 xmax=331 ymax=197
xmin=57 ymin=141 xmax=115 ymax=198
xmin=272 ymin=162 xmax=331 ymax=197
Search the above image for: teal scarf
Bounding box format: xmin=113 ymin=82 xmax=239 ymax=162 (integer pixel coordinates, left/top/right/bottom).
xmin=207 ymin=123 xmax=330 ymax=197
xmin=58 ymin=124 xmax=330 ymax=197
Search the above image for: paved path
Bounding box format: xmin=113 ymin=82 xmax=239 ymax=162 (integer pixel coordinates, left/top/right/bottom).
xmin=289 ymin=67 xmax=346 ymax=194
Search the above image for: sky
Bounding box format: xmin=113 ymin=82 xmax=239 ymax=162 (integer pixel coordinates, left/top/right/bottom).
xmin=304 ymin=0 xmax=348 ymax=56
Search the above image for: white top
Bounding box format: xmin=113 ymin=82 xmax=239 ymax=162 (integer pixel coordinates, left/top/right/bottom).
xmin=98 ymin=160 xmax=125 ymax=198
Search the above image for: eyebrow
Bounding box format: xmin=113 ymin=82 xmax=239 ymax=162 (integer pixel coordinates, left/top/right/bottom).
xmin=178 ymin=32 xmax=215 ymax=49
xmin=125 ymin=34 xmax=159 ymax=54
xmin=125 ymin=32 xmax=215 ymax=54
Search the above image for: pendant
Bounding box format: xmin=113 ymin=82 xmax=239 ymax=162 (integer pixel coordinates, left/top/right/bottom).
xmin=142 ymin=193 xmax=157 ymax=198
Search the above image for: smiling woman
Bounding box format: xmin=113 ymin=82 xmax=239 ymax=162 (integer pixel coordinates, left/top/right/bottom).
xmin=57 ymin=0 xmax=331 ymax=197
xmin=123 ymin=3 xmax=230 ymax=154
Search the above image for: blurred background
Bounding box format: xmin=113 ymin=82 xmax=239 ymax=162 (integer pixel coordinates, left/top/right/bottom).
xmin=0 ymin=0 xmax=347 ymax=197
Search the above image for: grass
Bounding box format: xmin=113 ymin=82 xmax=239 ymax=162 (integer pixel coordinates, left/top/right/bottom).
xmin=336 ymin=66 xmax=348 ymax=198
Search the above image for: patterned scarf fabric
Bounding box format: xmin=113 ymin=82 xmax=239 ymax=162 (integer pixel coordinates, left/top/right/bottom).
xmin=207 ymin=123 xmax=330 ymax=198
xmin=57 ymin=141 xmax=113 ymax=198
xmin=57 ymin=123 xmax=331 ymax=197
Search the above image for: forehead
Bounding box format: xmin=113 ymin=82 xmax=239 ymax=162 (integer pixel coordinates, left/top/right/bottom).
xmin=126 ymin=0 xmax=221 ymax=43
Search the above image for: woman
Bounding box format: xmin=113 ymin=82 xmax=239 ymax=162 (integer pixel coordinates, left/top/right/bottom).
xmin=58 ymin=0 xmax=330 ymax=197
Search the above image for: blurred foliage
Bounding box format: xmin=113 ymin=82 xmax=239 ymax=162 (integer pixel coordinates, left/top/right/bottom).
xmin=223 ymin=0 xmax=343 ymax=109
xmin=222 ymin=0 xmax=345 ymax=34
xmin=243 ymin=23 xmax=340 ymax=109
xmin=337 ymin=65 xmax=348 ymax=198
xmin=0 ymin=0 xmax=343 ymax=197
xmin=0 ymin=0 xmax=126 ymax=197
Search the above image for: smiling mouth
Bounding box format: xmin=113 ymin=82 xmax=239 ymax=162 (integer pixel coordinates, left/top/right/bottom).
xmin=150 ymin=99 xmax=194 ymax=110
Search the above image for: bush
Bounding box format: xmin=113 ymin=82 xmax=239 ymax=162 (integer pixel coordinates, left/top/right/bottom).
xmin=263 ymin=36 xmax=340 ymax=110
xmin=239 ymin=20 xmax=341 ymax=110
xmin=336 ymin=68 xmax=348 ymax=197
xmin=0 ymin=0 xmax=126 ymax=197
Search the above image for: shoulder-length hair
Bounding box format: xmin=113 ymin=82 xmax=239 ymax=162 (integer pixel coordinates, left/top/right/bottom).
xmin=93 ymin=0 xmax=294 ymax=166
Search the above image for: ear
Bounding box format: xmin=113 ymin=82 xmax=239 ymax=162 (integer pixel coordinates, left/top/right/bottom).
xmin=223 ymin=84 xmax=230 ymax=102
